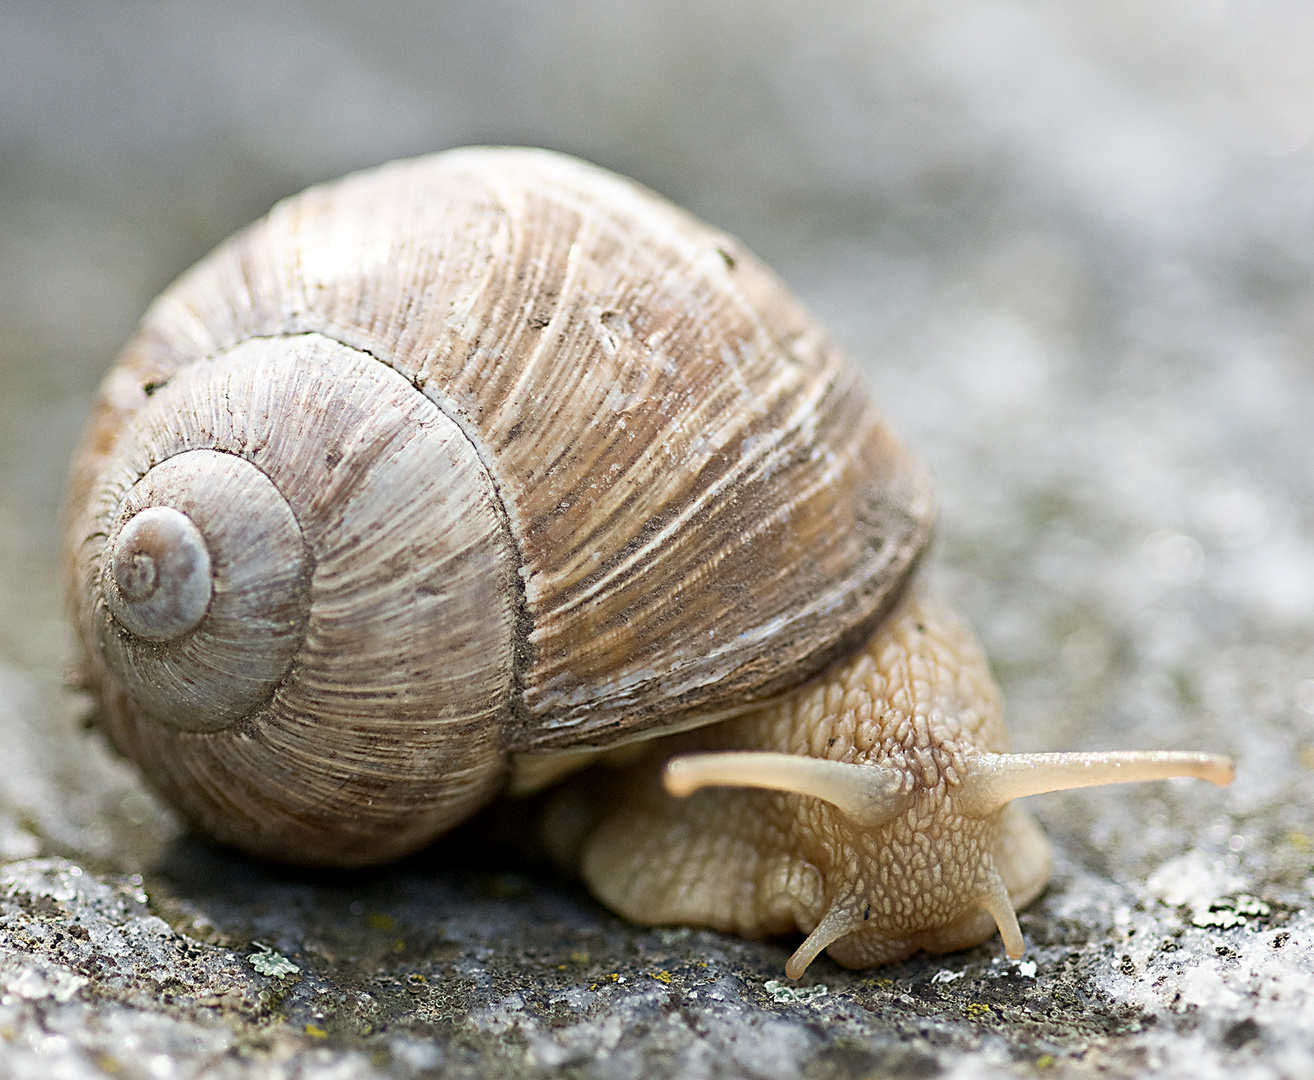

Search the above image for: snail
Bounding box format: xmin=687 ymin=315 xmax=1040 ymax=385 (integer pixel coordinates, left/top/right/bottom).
xmin=63 ymin=147 xmax=1234 ymax=978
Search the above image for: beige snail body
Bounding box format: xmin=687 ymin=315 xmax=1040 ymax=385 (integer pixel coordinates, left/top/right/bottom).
xmin=64 ymin=147 xmax=1233 ymax=978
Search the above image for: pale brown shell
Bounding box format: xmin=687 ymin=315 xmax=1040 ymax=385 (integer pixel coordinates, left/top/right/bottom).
xmin=64 ymin=147 xmax=933 ymax=865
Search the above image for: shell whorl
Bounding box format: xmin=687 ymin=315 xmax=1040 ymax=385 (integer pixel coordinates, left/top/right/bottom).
xmin=97 ymin=449 xmax=309 ymax=732
xmin=104 ymin=504 xmax=213 ymax=642
xmin=72 ymin=335 xmax=518 ymax=863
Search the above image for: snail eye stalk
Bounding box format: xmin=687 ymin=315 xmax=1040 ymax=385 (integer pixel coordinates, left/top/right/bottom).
xmin=664 ymin=752 xmax=913 ymax=829
xmin=954 ymin=751 xmax=1235 ymax=818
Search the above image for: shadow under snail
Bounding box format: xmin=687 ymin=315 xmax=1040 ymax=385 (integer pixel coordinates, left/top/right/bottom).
xmin=63 ymin=147 xmax=1234 ymax=978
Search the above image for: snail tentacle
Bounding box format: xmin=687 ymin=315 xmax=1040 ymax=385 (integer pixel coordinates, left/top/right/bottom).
xmin=785 ymin=894 xmax=869 ymax=980
xmin=664 ymin=751 xmax=913 ymax=829
xmin=956 ymin=750 xmax=1235 ymax=820
xmin=975 ymin=859 xmax=1025 ymax=960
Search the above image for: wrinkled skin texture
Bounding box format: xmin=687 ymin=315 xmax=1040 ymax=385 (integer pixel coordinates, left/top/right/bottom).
xmin=545 ymin=588 xmax=1052 ymax=971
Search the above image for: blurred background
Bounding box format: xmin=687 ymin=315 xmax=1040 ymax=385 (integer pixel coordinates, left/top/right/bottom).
xmin=1 ymin=0 xmax=1313 ymax=894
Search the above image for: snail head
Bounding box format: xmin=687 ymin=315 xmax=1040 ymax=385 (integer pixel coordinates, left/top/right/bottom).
xmin=578 ymin=589 xmax=1234 ymax=978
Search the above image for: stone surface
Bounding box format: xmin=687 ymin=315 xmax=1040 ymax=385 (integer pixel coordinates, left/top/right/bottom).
xmin=2 ymin=2 xmax=1314 ymax=1077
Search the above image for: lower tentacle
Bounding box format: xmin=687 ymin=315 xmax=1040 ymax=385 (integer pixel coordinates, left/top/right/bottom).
xmin=974 ymin=859 xmax=1025 ymax=959
xmin=785 ymin=896 xmax=868 ymax=979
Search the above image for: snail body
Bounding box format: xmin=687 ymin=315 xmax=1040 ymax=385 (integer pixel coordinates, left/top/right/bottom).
xmin=64 ymin=147 xmax=1232 ymax=976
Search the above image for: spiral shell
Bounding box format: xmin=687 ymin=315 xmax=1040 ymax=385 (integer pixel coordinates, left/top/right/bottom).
xmin=64 ymin=148 xmax=933 ymax=866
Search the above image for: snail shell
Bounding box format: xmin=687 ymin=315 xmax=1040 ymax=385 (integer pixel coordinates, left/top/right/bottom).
xmin=65 ymin=147 xmax=931 ymax=867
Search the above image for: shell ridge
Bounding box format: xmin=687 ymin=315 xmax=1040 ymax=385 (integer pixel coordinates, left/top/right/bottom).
xmin=538 ymin=348 xmax=849 ymax=623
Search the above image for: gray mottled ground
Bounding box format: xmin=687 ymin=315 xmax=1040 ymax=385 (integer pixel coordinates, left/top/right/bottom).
xmin=2 ymin=2 xmax=1314 ymax=1077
